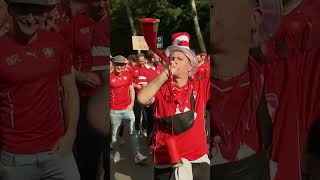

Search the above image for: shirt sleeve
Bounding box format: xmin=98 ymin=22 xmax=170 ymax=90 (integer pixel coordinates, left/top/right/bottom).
xmin=59 ymin=21 xmax=74 ymax=51
xmin=138 ymin=68 xmax=147 ymax=85
xmin=128 ymin=72 xmax=133 ymax=86
xmin=59 ymin=41 xmax=73 ymax=77
xmin=266 ymin=15 xmax=320 ymax=133
xmin=300 ymin=48 xmax=320 ymax=131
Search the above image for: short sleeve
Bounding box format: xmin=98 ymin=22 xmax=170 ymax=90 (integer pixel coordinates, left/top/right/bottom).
xmin=128 ymin=72 xmax=133 ymax=86
xmin=59 ymin=43 xmax=73 ymax=76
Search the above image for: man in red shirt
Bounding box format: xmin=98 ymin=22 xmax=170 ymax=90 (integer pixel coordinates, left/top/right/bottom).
xmin=135 ymin=52 xmax=147 ymax=86
xmin=141 ymin=50 xmax=164 ymax=82
xmin=194 ymin=53 xmax=210 ymax=81
xmin=139 ymin=50 xmax=164 ymax=144
xmin=64 ymin=0 xmax=109 ymax=179
xmin=194 ymin=53 xmax=210 ymax=142
xmin=110 ymin=55 xmax=147 ymax=164
xmin=211 ymin=0 xmax=320 ymax=179
xmin=0 ymin=0 xmax=80 ymax=179
xmin=154 ymin=53 xmax=163 ymax=67
xmin=132 ymin=53 xmax=148 ymax=134
xmin=138 ymin=32 xmax=210 ymax=180
xmin=127 ymin=54 xmax=138 ymax=69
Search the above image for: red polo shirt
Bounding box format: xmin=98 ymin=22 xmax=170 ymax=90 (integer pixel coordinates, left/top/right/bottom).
xmin=0 ymin=30 xmax=72 ymax=154
xmin=140 ymin=63 xmax=164 ymax=83
xmin=130 ymin=66 xmax=147 ymax=94
xmin=212 ymin=1 xmax=320 ymax=179
xmin=153 ymin=76 xmax=210 ymax=165
xmin=194 ymin=60 xmax=210 ymax=81
xmin=110 ymin=71 xmax=133 ymax=110
xmin=70 ymin=10 xmax=110 ymax=98
xmin=131 ymin=66 xmax=142 ymax=84
xmin=50 ymin=2 xmax=72 ymax=32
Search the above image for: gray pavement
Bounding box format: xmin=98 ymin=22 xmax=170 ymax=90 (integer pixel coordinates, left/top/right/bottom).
xmin=110 ymin=134 xmax=153 ymax=180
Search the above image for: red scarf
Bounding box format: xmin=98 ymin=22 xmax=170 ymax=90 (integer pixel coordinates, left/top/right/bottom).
xmin=165 ymin=78 xmax=194 ymax=113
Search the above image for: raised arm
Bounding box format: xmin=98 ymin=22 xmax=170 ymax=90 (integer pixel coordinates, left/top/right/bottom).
xmin=137 ymin=69 xmax=169 ymax=106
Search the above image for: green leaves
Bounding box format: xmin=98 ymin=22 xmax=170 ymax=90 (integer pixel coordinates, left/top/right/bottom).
xmin=110 ymin=0 xmax=209 ymax=56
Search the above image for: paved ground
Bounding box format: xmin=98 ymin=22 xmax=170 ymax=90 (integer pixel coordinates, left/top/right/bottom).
xmin=110 ymin=134 xmax=153 ymax=180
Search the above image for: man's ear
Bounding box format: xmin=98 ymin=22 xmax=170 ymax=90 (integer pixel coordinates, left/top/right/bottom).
xmin=252 ymin=7 xmax=263 ymax=32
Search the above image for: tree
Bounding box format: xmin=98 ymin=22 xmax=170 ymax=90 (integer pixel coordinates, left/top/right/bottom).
xmin=110 ymin=0 xmax=209 ymax=56
xmin=191 ymin=0 xmax=206 ymax=53
xmin=125 ymin=0 xmax=137 ymax=36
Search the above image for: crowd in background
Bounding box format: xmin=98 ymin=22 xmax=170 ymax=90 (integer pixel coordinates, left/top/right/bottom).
xmin=109 ymin=47 xmax=211 ymax=172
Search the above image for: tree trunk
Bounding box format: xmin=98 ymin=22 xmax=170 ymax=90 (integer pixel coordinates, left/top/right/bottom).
xmin=191 ymin=0 xmax=206 ymax=53
xmin=125 ymin=0 xmax=137 ymax=36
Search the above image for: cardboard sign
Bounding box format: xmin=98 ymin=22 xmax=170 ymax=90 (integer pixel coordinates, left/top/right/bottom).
xmin=132 ymin=36 xmax=149 ymax=50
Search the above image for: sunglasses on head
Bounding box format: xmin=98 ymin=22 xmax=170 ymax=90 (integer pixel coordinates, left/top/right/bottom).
xmin=113 ymin=62 xmax=126 ymax=66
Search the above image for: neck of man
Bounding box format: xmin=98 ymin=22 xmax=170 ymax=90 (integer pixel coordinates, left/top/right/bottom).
xmin=12 ymin=24 xmax=36 ymax=45
xmin=147 ymin=61 xmax=154 ymax=67
xmin=88 ymin=9 xmax=105 ymax=22
xmin=174 ymin=76 xmax=189 ymax=87
xmin=283 ymin=0 xmax=303 ymax=15
xmin=213 ymin=52 xmax=249 ymax=80
xmin=114 ymin=70 xmax=121 ymax=75
xmin=71 ymin=1 xmax=85 ymax=16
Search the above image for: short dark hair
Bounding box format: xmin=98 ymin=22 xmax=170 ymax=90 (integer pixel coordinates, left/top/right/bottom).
xmin=146 ymin=50 xmax=154 ymax=62
xmin=137 ymin=53 xmax=145 ymax=58
xmin=128 ymin=54 xmax=138 ymax=62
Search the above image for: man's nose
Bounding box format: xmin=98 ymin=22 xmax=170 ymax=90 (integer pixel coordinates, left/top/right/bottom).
xmin=26 ymin=13 xmax=36 ymax=23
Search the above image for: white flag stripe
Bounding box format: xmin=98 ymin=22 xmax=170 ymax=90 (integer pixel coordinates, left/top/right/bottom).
xmin=138 ymin=76 xmax=147 ymax=80
xmin=172 ymin=35 xmax=189 ymax=45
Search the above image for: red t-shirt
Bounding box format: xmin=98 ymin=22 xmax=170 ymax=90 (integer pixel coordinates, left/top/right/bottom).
xmin=212 ymin=2 xmax=320 ymax=179
xmin=126 ymin=64 xmax=137 ymax=77
xmin=0 ymin=30 xmax=72 ymax=154
xmin=69 ymin=10 xmax=110 ymax=98
xmin=130 ymin=66 xmax=146 ymax=94
xmin=194 ymin=60 xmax=210 ymax=81
xmin=153 ymin=76 xmax=210 ymax=165
xmin=51 ymin=2 xmax=72 ymax=32
xmin=140 ymin=64 xmax=164 ymax=83
xmin=110 ymin=71 xmax=133 ymax=110
xmin=131 ymin=66 xmax=143 ymax=84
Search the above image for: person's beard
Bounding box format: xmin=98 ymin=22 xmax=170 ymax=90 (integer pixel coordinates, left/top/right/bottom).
xmin=153 ymin=61 xmax=159 ymax=67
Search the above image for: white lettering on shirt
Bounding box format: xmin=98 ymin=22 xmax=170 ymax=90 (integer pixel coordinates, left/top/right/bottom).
xmin=5 ymin=54 xmax=21 ymax=66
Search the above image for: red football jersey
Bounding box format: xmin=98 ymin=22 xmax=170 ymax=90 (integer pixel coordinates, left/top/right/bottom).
xmin=212 ymin=2 xmax=320 ymax=179
xmin=110 ymin=71 xmax=133 ymax=110
xmin=140 ymin=64 xmax=164 ymax=83
xmin=70 ymin=10 xmax=110 ymax=98
xmin=0 ymin=30 xmax=72 ymax=153
xmin=153 ymin=77 xmax=210 ymax=165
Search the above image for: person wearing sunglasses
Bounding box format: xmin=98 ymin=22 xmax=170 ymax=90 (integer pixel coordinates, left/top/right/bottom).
xmin=109 ymin=55 xmax=148 ymax=165
xmin=63 ymin=1 xmax=110 ymax=179
xmin=0 ymin=0 xmax=80 ymax=179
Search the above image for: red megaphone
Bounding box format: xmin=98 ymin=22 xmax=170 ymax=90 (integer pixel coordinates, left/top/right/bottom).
xmin=139 ymin=18 xmax=170 ymax=64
